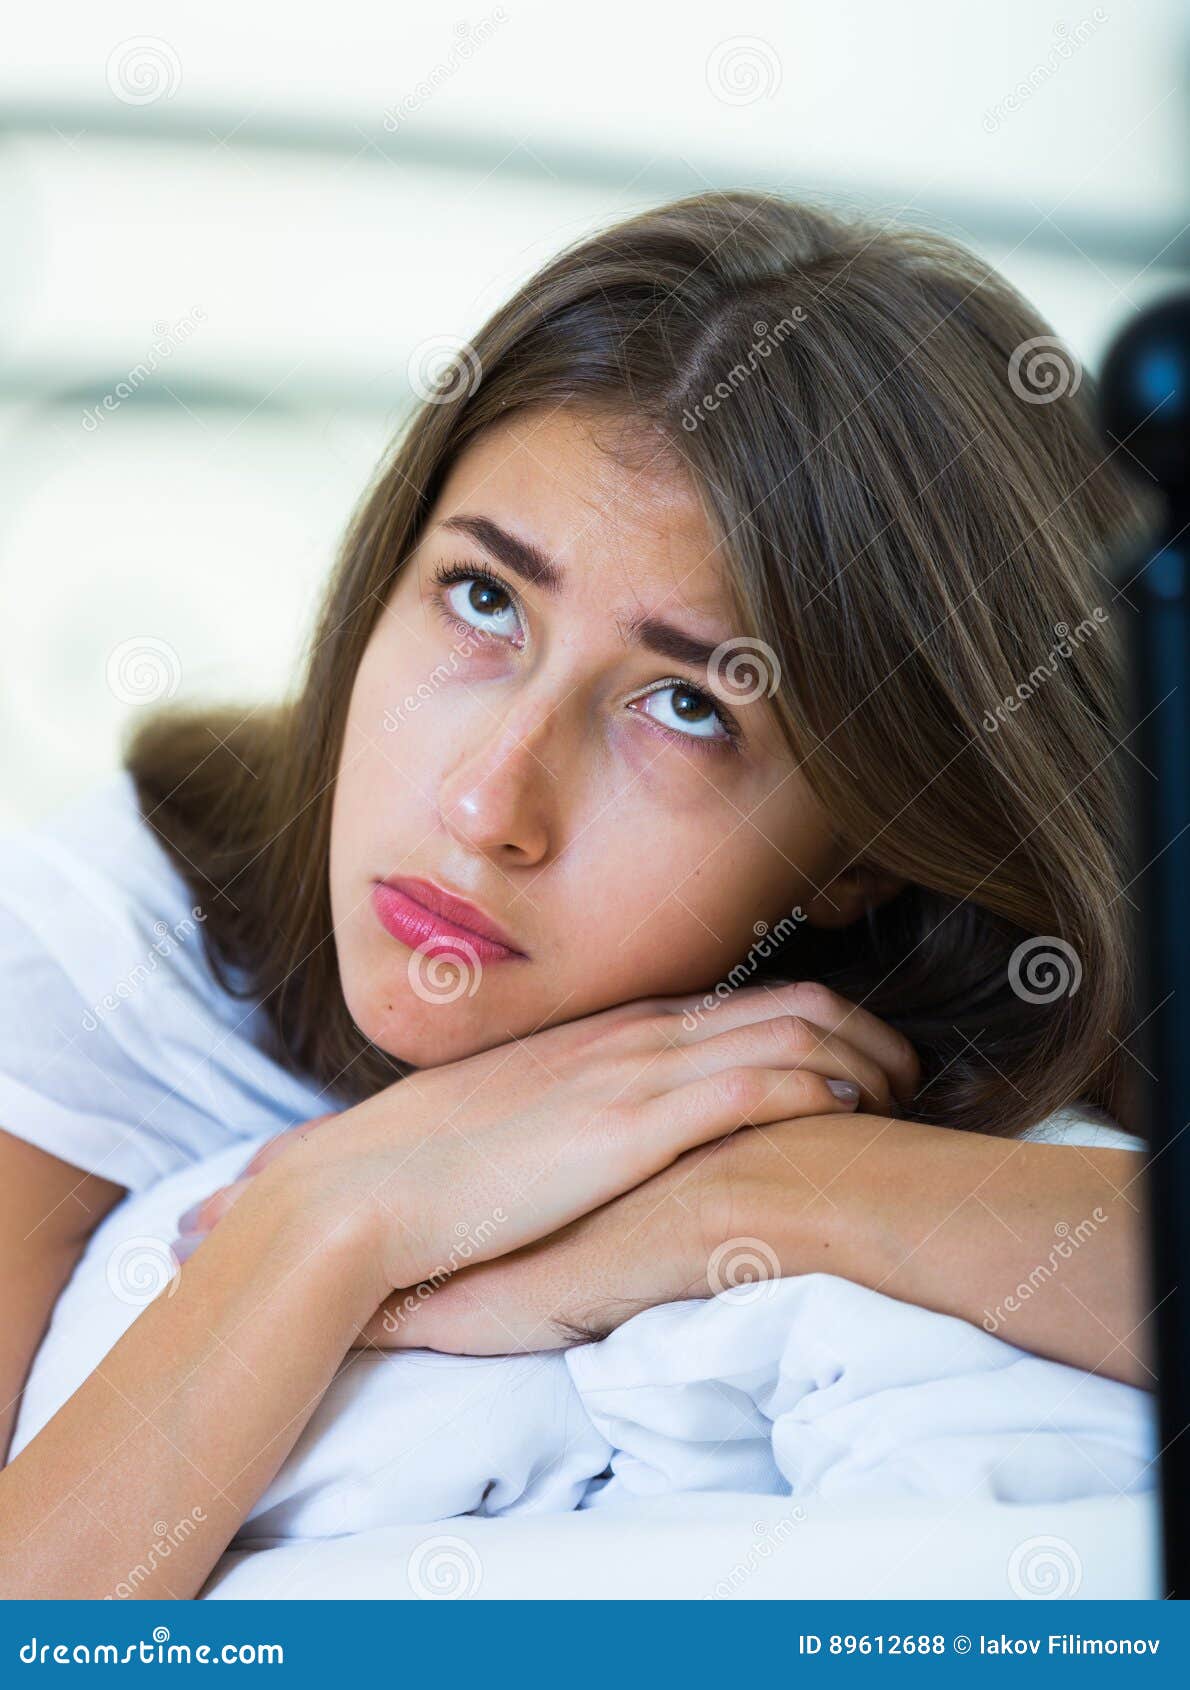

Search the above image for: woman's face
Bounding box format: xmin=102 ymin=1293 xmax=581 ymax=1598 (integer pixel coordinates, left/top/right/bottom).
xmin=329 ymin=406 xmax=854 ymax=1066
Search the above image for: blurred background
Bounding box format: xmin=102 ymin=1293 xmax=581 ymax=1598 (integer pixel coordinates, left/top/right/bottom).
xmin=1 ymin=0 xmax=1186 ymax=824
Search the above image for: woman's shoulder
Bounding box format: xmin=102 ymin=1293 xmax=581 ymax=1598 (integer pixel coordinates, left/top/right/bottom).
xmin=0 ymin=770 xmax=211 ymax=1012
xmin=0 ymin=771 xmax=330 ymax=1191
xmin=1017 ymin=1103 xmax=1145 ymax=1153
xmin=1 ymin=768 xmax=154 ymax=884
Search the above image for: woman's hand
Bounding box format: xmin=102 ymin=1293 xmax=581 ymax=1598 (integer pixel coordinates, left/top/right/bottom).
xmin=356 ymin=1110 xmax=852 ymax=1353
xmin=171 ymin=1112 xmax=340 ymax=1259
xmin=353 ymin=1111 xmax=1149 ymax=1392
xmin=171 ymin=982 xmax=919 ymax=1304
xmin=354 ymin=1131 xmax=736 ymax=1353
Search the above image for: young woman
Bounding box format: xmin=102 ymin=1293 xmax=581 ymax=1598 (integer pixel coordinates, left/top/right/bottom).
xmin=0 ymin=190 xmax=1152 ymax=1598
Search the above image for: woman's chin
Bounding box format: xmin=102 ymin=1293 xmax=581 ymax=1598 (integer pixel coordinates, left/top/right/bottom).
xmin=348 ymin=986 xmax=517 ymax=1070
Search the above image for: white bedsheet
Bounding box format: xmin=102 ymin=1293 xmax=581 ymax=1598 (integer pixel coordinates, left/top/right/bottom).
xmin=11 ymin=1136 xmax=1157 ymax=1550
xmin=204 ymin=1492 xmax=1161 ymax=1600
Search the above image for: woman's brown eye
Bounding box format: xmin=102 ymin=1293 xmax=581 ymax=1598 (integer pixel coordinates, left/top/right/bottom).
xmin=672 ymin=687 xmax=712 ymax=722
xmin=634 ymin=681 xmax=732 ymax=743
xmin=442 ymin=575 xmax=522 ymax=640
xmin=469 ymin=580 xmax=509 ymax=616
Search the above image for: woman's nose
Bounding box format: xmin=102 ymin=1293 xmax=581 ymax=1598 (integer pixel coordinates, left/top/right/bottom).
xmin=437 ymin=706 xmax=557 ymax=866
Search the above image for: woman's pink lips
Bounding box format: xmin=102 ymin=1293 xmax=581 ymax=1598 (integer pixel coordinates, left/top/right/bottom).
xmin=371 ymin=879 xmax=526 ymax=963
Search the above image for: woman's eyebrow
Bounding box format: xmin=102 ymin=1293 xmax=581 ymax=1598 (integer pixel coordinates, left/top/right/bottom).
xmin=623 ymin=615 xmax=720 ymax=672
xmin=439 ymin=514 xmax=563 ymax=592
xmin=438 ymin=513 xmax=722 ymax=671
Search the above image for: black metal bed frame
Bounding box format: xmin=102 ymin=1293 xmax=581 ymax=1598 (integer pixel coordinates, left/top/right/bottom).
xmin=1101 ymin=292 xmax=1190 ymax=1598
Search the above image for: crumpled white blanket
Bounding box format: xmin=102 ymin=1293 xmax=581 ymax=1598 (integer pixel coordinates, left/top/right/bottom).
xmin=10 ymin=1136 xmax=1155 ymax=1541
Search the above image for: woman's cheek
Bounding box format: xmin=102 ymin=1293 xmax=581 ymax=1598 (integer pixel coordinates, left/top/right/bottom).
xmin=604 ymin=708 xmax=745 ymax=809
xmin=562 ymin=826 xmax=751 ymax=1000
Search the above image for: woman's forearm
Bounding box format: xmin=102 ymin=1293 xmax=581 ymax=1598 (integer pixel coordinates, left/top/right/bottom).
xmin=787 ymin=1117 xmax=1151 ymax=1387
xmin=0 ymin=1171 xmax=383 ymax=1599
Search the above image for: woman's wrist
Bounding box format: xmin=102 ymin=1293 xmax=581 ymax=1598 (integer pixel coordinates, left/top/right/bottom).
xmin=695 ymin=1115 xmax=898 ymax=1288
xmin=239 ymin=1151 xmax=395 ymax=1321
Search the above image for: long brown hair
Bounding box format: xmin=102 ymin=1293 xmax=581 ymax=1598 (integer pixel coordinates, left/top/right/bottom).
xmin=124 ymin=189 xmax=1152 ymax=1136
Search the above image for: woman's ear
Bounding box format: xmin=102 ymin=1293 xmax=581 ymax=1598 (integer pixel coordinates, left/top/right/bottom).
xmin=802 ymin=862 xmax=907 ymax=931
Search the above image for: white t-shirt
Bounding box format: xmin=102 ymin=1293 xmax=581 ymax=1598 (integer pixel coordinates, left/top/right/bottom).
xmin=0 ymin=771 xmax=333 ymax=1191
xmin=0 ymin=773 xmax=1146 ymax=1193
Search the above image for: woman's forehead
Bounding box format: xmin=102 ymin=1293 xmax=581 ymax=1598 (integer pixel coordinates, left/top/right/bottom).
xmin=429 ymin=408 xmax=736 ymax=618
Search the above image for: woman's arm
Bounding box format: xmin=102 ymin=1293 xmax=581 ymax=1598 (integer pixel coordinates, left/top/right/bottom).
xmin=721 ymin=1115 xmax=1151 ymax=1386
xmin=0 ymin=1159 xmax=385 ymax=1599
xmin=361 ymin=1115 xmax=1152 ymax=1388
xmin=2 ymin=981 xmax=879 ymax=1596
xmin=0 ymin=1131 xmax=126 ymax=1464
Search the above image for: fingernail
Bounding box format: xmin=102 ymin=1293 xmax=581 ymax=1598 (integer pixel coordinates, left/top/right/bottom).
xmin=171 ymin=1235 xmax=201 ymax=1263
xmin=176 ymin=1203 xmax=203 ymax=1233
xmin=827 ymin=1080 xmax=861 ymax=1105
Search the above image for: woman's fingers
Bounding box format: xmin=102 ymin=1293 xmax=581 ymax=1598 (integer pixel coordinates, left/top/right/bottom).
xmin=173 ymin=1178 xmax=254 ymax=1247
xmin=172 ymin=1117 xmax=343 ymax=1261
xmin=665 ymin=980 xmax=920 ymax=1104
xmin=171 ymin=1177 xmax=250 ymax=1261
xmin=627 ymin=1065 xmax=860 ymax=1176
xmin=663 ymin=1013 xmax=893 ymax=1114
xmin=365 ymin=1062 xmax=855 ymax=1288
xmin=236 ymin=1138 xmax=284 ymax=1179
xmin=238 ymin=1112 xmax=340 ymax=1178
